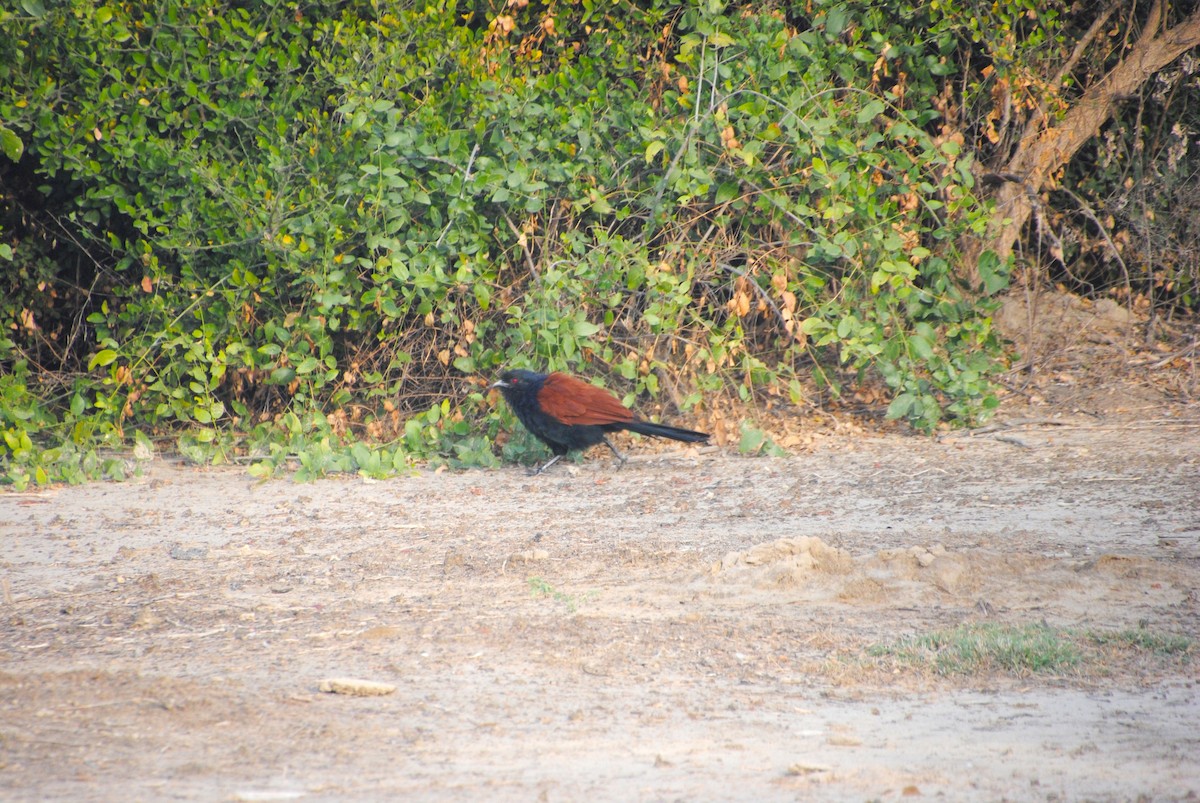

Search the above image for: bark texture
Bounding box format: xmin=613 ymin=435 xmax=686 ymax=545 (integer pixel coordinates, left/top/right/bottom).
xmin=971 ymin=1 xmax=1200 ymax=285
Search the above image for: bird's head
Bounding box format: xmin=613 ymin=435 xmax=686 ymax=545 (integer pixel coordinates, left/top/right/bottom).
xmin=489 ymin=369 xmax=545 ymax=392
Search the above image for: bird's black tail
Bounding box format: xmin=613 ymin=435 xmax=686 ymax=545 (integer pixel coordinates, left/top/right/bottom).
xmin=624 ymin=420 xmax=709 ymax=443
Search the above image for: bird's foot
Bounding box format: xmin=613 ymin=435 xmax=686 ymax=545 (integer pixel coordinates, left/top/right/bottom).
xmin=601 ymin=436 xmax=628 ymax=470
xmin=526 ymin=454 xmax=563 ymax=475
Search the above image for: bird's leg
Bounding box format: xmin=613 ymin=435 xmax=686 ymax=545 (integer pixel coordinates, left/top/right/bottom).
xmin=528 ymin=454 xmax=563 ymax=476
xmin=601 ymin=436 xmax=627 ymax=469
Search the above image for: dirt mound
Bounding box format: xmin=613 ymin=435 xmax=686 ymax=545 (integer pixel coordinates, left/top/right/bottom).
xmin=709 ymin=536 xmax=854 ymax=586
xmin=708 ymin=538 xmax=990 ymax=604
xmin=997 ymin=291 xmax=1137 ymax=346
xmin=707 ymin=539 xmax=1192 ymax=628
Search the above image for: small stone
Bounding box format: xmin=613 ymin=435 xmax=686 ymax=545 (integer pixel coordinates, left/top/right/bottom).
xmin=169 ymin=545 xmax=209 ymax=561
xmin=318 ymin=677 xmax=396 ymax=696
xmin=131 ymin=607 xmax=163 ymax=629
xmin=509 ymin=548 xmax=551 ymax=564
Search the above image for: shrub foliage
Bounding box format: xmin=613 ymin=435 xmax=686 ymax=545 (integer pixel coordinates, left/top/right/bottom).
xmin=0 ymin=0 xmax=1017 ymax=484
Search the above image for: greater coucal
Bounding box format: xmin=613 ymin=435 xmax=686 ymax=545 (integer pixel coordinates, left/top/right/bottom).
xmin=490 ymin=369 xmax=709 ymax=474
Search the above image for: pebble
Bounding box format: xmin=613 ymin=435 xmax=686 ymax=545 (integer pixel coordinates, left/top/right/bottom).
xmin=318 ymin=677 xmax=397 ymax=696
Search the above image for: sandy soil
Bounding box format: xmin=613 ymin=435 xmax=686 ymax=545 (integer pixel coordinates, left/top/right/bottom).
xmin=2 ymin=326 xmax=1199 ymax=801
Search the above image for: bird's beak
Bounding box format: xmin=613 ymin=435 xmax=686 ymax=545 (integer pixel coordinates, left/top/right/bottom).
xmin=489 ymin=379 xmax=509 ymax=390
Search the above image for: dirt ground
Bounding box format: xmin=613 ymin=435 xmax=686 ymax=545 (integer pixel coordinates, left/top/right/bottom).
xmin=2 ymin=298 xmax=1199 ymax=802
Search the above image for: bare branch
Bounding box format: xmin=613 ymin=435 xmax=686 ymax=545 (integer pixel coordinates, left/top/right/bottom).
xmin=1052 ymin=2 xmax=1121 ymax=89
xmin=974 ymin=3 xmax=1200 ymax=278
xmin=504 ymin=213 xmax=539 ymax=283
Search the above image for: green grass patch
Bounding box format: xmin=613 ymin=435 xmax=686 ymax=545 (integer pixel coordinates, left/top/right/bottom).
xmin=1087 ymin=627 xmax=1193 ymax=656
xmin=869 ymin=623 xmax=1193 ymax=677
xmin=527 ymin=577 xmax=596 ymax=614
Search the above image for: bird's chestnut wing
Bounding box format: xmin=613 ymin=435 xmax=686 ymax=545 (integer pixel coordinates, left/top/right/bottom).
xmin=537 ymin=373 xmax=633 ymax=425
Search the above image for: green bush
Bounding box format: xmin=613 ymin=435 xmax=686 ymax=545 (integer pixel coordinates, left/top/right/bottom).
xmin=1 ymin=0 xmax=1009 ymax=483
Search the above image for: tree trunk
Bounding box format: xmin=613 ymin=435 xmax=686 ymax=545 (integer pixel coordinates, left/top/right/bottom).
xmin=968 ymin=1 xmax=1200 ymax=287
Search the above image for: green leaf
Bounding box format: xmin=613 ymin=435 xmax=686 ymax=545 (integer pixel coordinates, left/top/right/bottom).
xmin=392 ymin=449 xmax=409 ymax=471
xmin=574 ymin=319 xmax=600 ymax=338
xmin=350 ymin=442 xmax=372 ymax=467
xmin=715 ymin=181 xmax=739 ymax=204
xmin=800 ymin=317 xmax=829 ymax=334
xmin=886 ymin=392 xmax=916 ymax=420
xmin=910 ymin=335 xmax=934 ymax=360
xmin=474 ymin=283 xmax=491 ymax=310
xmin=0 ymin=127 xmax=24 ymax=162
xmin=248 ymin=462 xmax=274 ymax=479
xmin=738 ymin=423 xmax=765 ymax=454
xmin=977 ymin=250 xmax=1011 ymax=295
xmin=824 ymin=7 xmax=848 ymax=37
xmin=89 ymin=349 xmax=119 ymax=369
xmin=856 ymin=99 xmax=886 ymax=124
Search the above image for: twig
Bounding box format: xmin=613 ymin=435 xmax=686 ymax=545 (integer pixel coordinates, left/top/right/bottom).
xmin=10 ymin=587 xmax=112 ymax=605
xmin=163 ymin=627 xmax=227 ymax=639
xmin=61 ymin=699 xmax=157 ymax=711
xmin=435 ymin=143 xmax=480 ymax=248
xmin=1052 ymin=2 xmax=1122 ymax=90
xmin=504 ymin=214 xmax=540 ymax=283
xmin=1058 ymin=186 xmax=1132 ymax=303
xmin=639 ymin=126 xmax=694 ymax=245
xmin=1022 ymin=1 xmax=1122 ymax=143
xmin=993 ymin=435 xmax=1030 ymax=448
xmin=709 ymin=33 xmax=720 ymax=112
xmin=938 ymin=417 xmax=1080 ymax=439
xmin=717 ymin=261 xmax=789 ymax=335
xmin=541 ymin=198 xmax=561 ymax=270
xmin=942 ymin=417 xmax=1200 ymax=440
xmin=1148 ymin=340 xmax=1197 ymax=369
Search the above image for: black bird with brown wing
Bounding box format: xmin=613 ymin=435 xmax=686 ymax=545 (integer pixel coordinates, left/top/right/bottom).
xmin=490 ymin=369 xmax=708 ymax=473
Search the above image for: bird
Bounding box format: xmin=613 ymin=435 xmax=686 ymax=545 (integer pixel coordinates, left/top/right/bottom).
xmin=490 ymin=369 xmax=709 ymax=474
